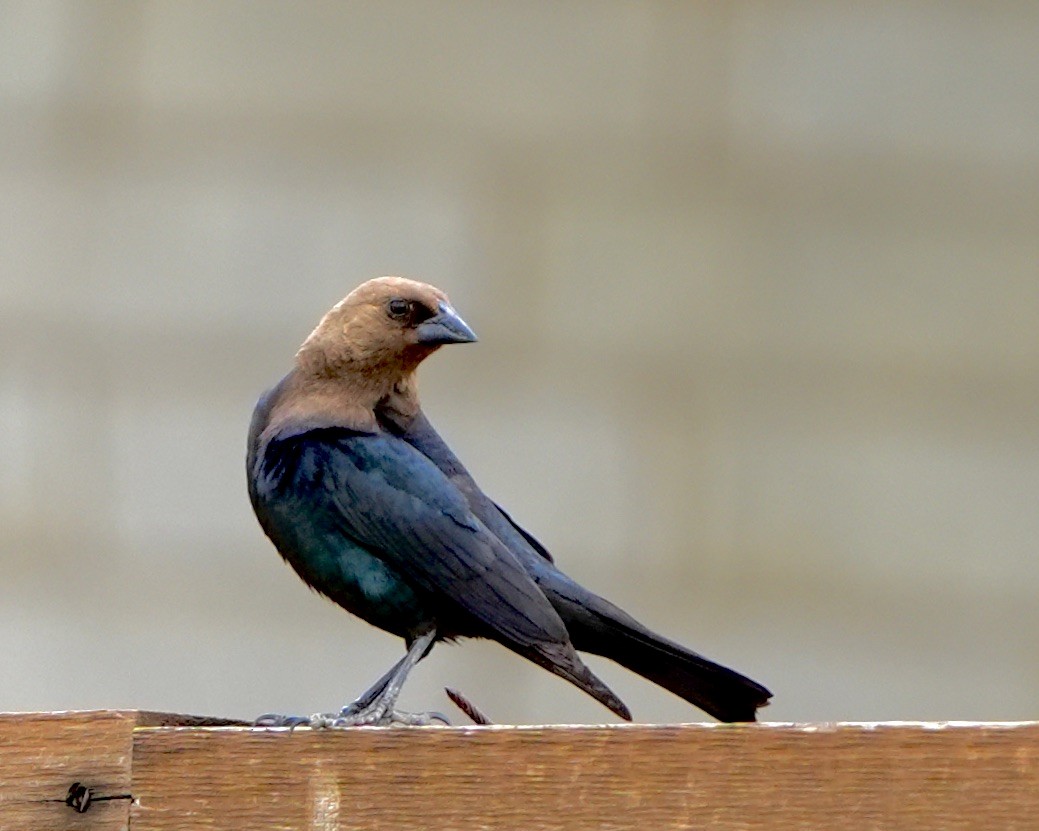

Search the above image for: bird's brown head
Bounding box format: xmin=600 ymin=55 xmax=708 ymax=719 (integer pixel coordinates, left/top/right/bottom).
xmin=296 ymin=276 xmax=477 ymax=381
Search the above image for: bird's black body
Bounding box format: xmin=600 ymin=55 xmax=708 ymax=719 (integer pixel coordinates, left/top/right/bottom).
xmin=248 ymin=276 xmax=771 ymax=723
xmin=249 ymin=377 xmax=630 ymax=718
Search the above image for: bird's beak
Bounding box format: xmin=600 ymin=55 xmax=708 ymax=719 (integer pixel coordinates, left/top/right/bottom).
xmin=415 ymin=302 xmax=478 ymax=345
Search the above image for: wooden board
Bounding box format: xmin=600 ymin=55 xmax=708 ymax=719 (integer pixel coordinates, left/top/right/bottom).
xmin=0 ymin=710 xmax=138 ymax=831
xmin=130 ymin=721 xmax=1039 ymax=831
xmin=3 ymin=714 xmax=1038 ymax=830
xmin=0 ymin=711 xmax=243 ymax=830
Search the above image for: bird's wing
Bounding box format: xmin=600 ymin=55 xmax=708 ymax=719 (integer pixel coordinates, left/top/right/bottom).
xmin=385 ymin=409 xmax=556 ymax=565
xmin=310 ymin=428 xmax=571 ymax=650
xmin=489 ymin=501 xmax=555 ymax=563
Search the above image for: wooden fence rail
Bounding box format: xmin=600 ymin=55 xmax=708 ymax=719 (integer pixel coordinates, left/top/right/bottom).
xmin=1 ymin=711 xmax=1037 ymax=830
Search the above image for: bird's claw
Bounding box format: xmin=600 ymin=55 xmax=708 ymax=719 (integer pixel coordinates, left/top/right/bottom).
xmin=308 ymin=707 xmax=450 ymax=728
xmin=253 ymin=713 xmax=311 ymax=728
xmin=397 ymin=710 xmax=451 ymax=726
xmin=254 ymin=709 xmax=448 ymax=728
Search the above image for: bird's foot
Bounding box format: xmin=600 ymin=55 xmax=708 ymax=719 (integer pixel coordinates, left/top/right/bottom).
xmin=253 ymin=708 xmax=448 ymax=728
xmin=253 ymin=713 xmax=311 ymax=728
xmin=309 ymin=704 xmax=450 ymax=728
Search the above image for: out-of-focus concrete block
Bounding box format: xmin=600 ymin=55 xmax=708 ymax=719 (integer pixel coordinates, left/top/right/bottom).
xmin=135 ymin=2 xmax=657 ymax=140
xmin=0 ymin=1 xmax=79 ymax=103
xmin=540 ymin=187 xmax=748 ymax=359
xmin=732 ymin=203 xmax=1039 ymax=372
xmin=729 ymin=3 xmax=1039 ymax=164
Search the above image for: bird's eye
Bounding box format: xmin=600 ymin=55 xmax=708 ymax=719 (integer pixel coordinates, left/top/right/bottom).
xmin=387 ymin=298 xmax=410 ymax=320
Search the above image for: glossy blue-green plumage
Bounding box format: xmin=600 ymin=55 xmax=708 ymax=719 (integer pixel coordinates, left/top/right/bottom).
xmin=254 ymin=453 xmax=430 ymax=637
xmin=248 ymin=367 xmax=771 ymax=722
xmin=251 ymin=422 xmax=574 ymax=647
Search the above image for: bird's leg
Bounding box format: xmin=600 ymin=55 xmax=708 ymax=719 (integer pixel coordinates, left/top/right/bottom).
xmin=309 ymin=629 xmax=446 ymax=728
xmin=253 ymin=632 xmax=442 ymax=729
xmin=335 ymin=654 xmax=406 ymax=718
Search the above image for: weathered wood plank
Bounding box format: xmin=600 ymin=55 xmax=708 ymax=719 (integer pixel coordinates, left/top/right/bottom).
xmin=0 ymin=711 xmax=244 ymax=831
xmin=0 ymin=710 xmax=137 ymax=831
xmin=129 ymin=722 xmax=1039 ymax=831
xmin=5 ymin=714 xmax=1037 ymax=829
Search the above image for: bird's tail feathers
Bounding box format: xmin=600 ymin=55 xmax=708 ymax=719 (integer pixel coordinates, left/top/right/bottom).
xmin=564 ymin=593 xmax=771 ymax=723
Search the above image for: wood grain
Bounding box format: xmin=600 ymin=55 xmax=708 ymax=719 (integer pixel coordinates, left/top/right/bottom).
xmin=4 ymin=714 xmax=1036 ymax=829
xmin=0 ymin=711 xmax=245 ymax=831
xmin=129 ymin=721 xmax=1039 ymax=831
xmin=0 ymin=710 xmax=136 ymax=831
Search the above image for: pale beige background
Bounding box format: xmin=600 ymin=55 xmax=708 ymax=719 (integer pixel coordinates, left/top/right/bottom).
xmin=2 ymin=2 xmax=1037 ymax=725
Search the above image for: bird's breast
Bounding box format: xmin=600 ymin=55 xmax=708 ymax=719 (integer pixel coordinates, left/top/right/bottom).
xmin=249 ymin=433 xmax=434 ymax=639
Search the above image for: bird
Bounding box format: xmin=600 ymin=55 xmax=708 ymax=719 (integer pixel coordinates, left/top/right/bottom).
xmin=247 ymin=276 xmax=771 ymax=726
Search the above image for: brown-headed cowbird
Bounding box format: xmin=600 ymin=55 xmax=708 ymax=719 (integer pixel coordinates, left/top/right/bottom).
xmin=248 ymin=277 xmax=771 ymax=725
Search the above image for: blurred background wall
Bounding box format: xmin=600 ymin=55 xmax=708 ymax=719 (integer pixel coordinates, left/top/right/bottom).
xmin=2 ymin=2 xmax=1037 ymax=724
